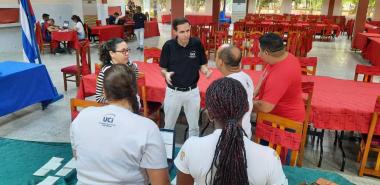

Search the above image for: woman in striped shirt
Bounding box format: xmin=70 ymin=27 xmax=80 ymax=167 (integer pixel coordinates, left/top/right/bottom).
xmin=96 ymin=38 xmax=139 ymax=103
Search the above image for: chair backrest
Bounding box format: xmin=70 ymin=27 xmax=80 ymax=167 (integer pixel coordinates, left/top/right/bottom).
xmin=35 ymin=22 xmax=43 ymax=48
xmin=248 ymin=31 xmax=263 ymax=57
xmin=297 ymin=81 xmax=314 ymax=166
xmin=136 ymin=72 xmax=148 ymax=117
xmin=354 ymin=65 xmax=380 ymax=83
xmin=70 ymin=98 xmax=105 ymax=121
xmin=241 ymin=56 xmax=265 ymax=71
xmin=298 ymin=57 xmax=317 ymax=76
xmin=287 ymin=32 xmax=300 ymax=55
xmin=254 ymin=112 xmax=304 ymax=166
xmin=144 ymin=47 xmax=161 ymax=63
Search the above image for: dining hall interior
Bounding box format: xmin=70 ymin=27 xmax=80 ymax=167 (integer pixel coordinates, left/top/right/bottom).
xmin=1 ymin=0 xmax=380 ymax=184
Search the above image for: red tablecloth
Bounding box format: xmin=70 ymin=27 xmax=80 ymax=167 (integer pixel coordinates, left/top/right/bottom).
xmin=363 ymin=37 xmax=380 ymax=66
xmin=144 ymin=21 xmax=160 ymax=38
xmin=185 ymin=15 xmax=213 ymax=25
xmin=77 ymin=63 xmax=380 ymax=134
xmin=161 ymin=14 xmax=171 ymax=24
xmin=51 ymin=30 xmax=79 ymax=50
xmin=91 ymin=25 xmax=124 ymax=42
xmin=365 ymin=23 xmax=380 ymax=34
xmin=352 ymin=32 xmax=380 ymax=50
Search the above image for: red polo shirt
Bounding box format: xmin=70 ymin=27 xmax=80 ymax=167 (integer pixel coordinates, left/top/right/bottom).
xmin=257 ymin=53 xmax=305 ymax=122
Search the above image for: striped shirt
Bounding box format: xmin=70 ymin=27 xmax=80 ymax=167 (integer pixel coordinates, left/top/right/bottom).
xmin=95 ymin=61 xmax=139 ymax=104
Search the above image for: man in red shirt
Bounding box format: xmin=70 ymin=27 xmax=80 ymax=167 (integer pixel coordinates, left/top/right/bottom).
xmin=253 ymin=33 xmax=305 ymax=122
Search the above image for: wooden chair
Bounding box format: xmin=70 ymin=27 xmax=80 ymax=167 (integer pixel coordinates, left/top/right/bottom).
xmin=358 ymin=96 xmax=380 ymax=177
xmin=61 ymin=40 xmax=91 ymax=91
xmin=143 ymin=47 xmax=161 ymax=63
xmin=35 ymin=22 xmax=52 ymax=54
xmin=70 ymin=98 xmax=104 ymax=121
xmin=354 ymin=65 xmax=380 ymax=83
xmin=254 ymin=112 xmax=305 ymax=166
xmin=286 ymin=32 xmax=300 ymax=56
xmin=137 ymin=72 xmax=162 ymax=126
xmin=247 ymin=31 xmax=263 ymax=57
xmin=298 ymin=57 xmax=317 ymax=76
xmin=297 ymin=81 xmax=314 ymax=167
xmin=321 ymin=24 xmax=334 ymax=41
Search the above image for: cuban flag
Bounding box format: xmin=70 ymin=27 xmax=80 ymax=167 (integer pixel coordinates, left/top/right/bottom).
xmin=20 ymin=0 xmax=42 ymax=64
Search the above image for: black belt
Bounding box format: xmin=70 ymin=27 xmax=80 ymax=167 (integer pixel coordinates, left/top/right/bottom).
xmin=168 ymin=84 xmax=197 ymax=92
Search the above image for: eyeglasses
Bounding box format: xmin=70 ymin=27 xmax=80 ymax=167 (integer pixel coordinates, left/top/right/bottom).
xmin=114 ymin=48 xmax=131 ymax=55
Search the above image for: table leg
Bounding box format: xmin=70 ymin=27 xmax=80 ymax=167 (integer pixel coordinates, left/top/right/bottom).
xmin=339 ymin=131 xmax=346 ymax=172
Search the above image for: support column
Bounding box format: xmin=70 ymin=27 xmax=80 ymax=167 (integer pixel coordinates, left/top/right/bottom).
xmin=327 ymin=0 xmax=335 ymax=17
xmin=353 ymin=0 xmax=369 ymax=36
xmin=97 ymin=0 xmax=108 ymax=25
xmin=333 ymin=0 xmax=342 ymax=16
xmin=321 ymin=0 xmax=329 ymax=15
xmin=212 ymin=0 xmax=220 ymax=25
xmin=171 ymin=0 xmax=184 ymax=20
xmin=373 ymin=0 xmax=380 ymax=21
xmin=248 ymin=0 xmax=257 ymax=14
xmin=280 ymin=0 xmax=292 ymax=14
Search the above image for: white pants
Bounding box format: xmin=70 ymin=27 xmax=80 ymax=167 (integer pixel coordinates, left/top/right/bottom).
xmin=164 ymin=87 xmax=200 ymax=137
xmin=134 ymin=28 xmax=144 ymax=48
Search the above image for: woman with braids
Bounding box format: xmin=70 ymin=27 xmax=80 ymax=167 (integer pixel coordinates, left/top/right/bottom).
xmin=96 ymin=38 xmax=139 ymax=104
xmin=174 ymin=77 xmax=288 ymax=185
xmin=71 ymin=64 xmax=170 ymax=185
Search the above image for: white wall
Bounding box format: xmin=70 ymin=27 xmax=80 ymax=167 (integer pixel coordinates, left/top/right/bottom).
xmin=83 ymin=1 xmax=98 ymax=16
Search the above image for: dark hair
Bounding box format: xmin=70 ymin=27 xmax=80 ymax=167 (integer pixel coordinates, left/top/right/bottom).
xmin=205 ymin=78 xmax=249 ymax=185
xmin=172 ymin=17 xmax=190 ymax=31
xmin=71 ymin=15 xmax=83 ymax=25
xmin=136 ymin=6 xmax=142 ymax=12
xmin=259 ymin=32 xmax=284 ymax=52
xmin=99 ymin=38 xmax=125 ymax=66
xmin=42 ymin=13 xmax=49 ymax=19
xmin=103 ymin=64 xmax=139 ymax=114
xmin=218 ymin=45 xmax=242 ymax=67
xmin=114 ymin=12 xmax=120 ymax=16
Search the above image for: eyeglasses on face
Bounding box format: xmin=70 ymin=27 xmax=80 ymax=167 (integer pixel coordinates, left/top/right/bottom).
xmin=114 ymin=48 xmax=131 ymax=54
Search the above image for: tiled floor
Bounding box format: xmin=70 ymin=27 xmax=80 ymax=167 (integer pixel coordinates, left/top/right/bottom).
xmin=1 ymin=23 xmax=379 ymax=184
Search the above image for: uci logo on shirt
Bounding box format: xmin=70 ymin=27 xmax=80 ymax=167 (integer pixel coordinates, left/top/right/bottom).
xmin=189 ymin=51 xmax=196 ymax=59
xmin=99 ymin=114 xmax=116 ymax=127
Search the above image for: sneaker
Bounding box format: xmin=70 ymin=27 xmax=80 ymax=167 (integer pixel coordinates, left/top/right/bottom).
xmin=140 ymin=48 xmax=144 ymax=51
xmin=137 ymin=47 xmax=141 ymax=50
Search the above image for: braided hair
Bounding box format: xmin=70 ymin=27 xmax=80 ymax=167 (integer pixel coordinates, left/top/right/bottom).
xmin=205 ymin=77 xmax=249 ymax=185
xmin=103 ymin=64 xmax=139 ymax=114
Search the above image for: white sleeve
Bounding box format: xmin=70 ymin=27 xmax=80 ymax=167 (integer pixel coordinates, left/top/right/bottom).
xmin=173 ymin=139 xmax=192 ymax=174
xmin=70 ymin=116 xmax=79 ymax=154
xmin=140 ymin=124 xmax=168 ymax=169
xmin=267 ymin=151 xmax=288 ymax=185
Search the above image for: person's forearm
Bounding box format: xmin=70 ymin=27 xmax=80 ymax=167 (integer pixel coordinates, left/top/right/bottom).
xmin=160 ymin=68 xmax=168 ymax=77
xmin=253 ymin=100 xmax=273 ymax=113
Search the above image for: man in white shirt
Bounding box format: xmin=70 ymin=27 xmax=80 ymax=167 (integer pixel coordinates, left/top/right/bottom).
xmin=215 ymin=44 xmax=254 ymax=138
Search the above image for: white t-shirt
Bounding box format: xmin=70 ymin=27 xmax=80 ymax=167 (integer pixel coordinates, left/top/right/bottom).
xmin=227 ymin=71 xmax=254 ymax=138
xmin=75 ymin=22 xmax=85 ymax=40
xmin=71 ymin=105 xmax=167 ymax=185
xmin=174 ymin=129 xmax=288 ymax=185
